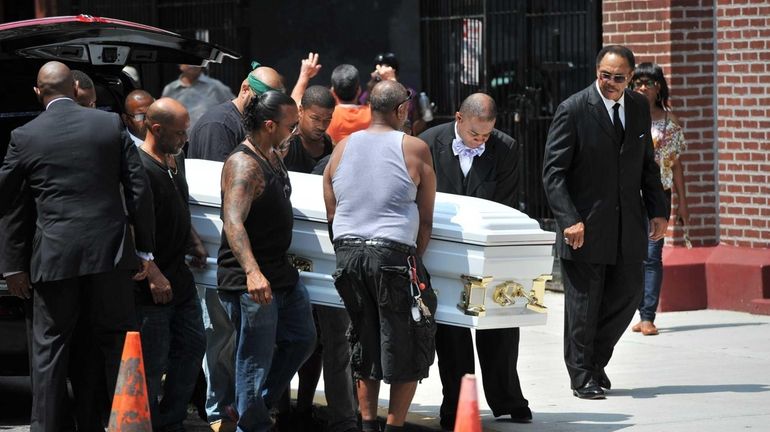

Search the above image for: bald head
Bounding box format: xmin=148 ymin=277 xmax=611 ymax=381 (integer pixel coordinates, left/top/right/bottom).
xmin=123 ymin=90 xmax=155 ymax=139
xmin=370 ymin=80 xmax=408 ymax=114
xmin=35 ymin=61 xmax=76 ymax=102
xmin=251 ymin=66 xmax=285 ymax=93
xmin=146 ymin=97 xmax=187 ymax=127
xmin=144 ymin=98 xmax=189 ymax=155
xmin=458 ymin=93 xmax=497 ymax=121
xmin=125 ymin=90 xmax=154 ymax=111
xmin=455 ymin=93 xmax=498 ymax=149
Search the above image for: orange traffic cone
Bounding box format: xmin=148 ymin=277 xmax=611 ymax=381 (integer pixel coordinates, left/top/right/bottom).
xmin=107 ymin=331 xmax=152 ymax=431
xmin=454 ymin=374 xmax=482 ymax=432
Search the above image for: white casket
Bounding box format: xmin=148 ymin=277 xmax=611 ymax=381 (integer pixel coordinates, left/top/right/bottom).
xmin=186 ymin=159 xmax=555 ymax=329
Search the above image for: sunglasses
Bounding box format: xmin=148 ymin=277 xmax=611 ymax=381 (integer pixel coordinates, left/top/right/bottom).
xmin=394 ymin=90 xmax=413 ymax=112
xmin=632 ymin=78 xmax=657 ymax=89
xmin=599 ymin=71 xmax=629 ymax=84
xmin=126 ymin=112 xmax=146 ymax=122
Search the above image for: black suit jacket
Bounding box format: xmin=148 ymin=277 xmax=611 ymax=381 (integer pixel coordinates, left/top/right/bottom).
xmin=0 ymin=186 xmax=34 ymax=274
xmin=542 ymin=83 xmax=668 ymax=265
xmin=0 ymin=99 xmax=154 ymax=282
xmin=419 ymin=121 xmax=518 ymax=208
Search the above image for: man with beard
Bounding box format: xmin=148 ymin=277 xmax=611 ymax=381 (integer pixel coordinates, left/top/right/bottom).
xmin=136 ymin=98 xmax=208 ymax=430
xmin=186 ymin=64 xmax=286 ymax=431
xmin=218 ymin=91 xmax=316 ymax=431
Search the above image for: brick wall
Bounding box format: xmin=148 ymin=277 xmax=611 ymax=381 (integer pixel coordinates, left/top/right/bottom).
xmin=602 ymin=0 xmax=718 ymax=247
xmin=715 ymin=0 xmax=770 ymax=248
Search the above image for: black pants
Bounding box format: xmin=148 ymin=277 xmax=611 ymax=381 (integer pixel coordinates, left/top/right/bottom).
xmin=561 ymin=257 xmax=643 ymax=389
xmin=30 ymin=269 xmax=137 ymax=432
xmin=435 ymin=324 xmax=527 ymax=422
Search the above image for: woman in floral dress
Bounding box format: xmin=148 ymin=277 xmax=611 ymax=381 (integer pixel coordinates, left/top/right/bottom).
xmin=630 ymin=63 xmax=690 ymax=336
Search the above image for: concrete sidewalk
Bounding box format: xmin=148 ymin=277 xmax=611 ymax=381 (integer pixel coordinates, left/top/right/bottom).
xmin=303 ymin=290 xmax=770 ymax=431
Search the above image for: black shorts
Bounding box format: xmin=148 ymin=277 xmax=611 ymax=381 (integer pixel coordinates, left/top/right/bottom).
xmin=333 ymin=239 xmax=437 ymax=384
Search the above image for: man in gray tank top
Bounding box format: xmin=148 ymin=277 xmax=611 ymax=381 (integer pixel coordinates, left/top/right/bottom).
xmin=323 ymin=80 xmax=437 ymax=432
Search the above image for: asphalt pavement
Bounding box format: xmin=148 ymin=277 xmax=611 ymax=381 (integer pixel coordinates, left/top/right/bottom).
xmin=2 ymin=290 xmax=769 ymax=431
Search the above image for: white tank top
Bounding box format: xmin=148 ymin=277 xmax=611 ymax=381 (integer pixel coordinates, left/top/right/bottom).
xmin=332 ymin=130 xmax=419 ymax=246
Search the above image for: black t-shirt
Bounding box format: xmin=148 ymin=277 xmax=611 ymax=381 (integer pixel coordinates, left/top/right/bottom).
xmin=136 ymin=149 xmax=195 ymax=305
xmin=217 ymin=144 xmax=299 ymax=291
xmin=283 ymin=133 xmax=334 ymax=174
xmin=187 ymin=101 xmax=245 ymax=162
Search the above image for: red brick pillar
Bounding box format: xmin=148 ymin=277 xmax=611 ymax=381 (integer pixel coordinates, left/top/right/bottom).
xmin=602 ymin=1 xmax=770 ymax=314
xmin=710 ymin=0 xmax=770 ymax=313
xmin=603 ymin=0 xmax=718 ymax=247
xmin=603 ymin=0 xmax=717 ymax=312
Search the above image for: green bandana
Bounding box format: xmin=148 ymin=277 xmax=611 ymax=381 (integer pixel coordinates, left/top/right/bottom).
xmin=248 ymin=61 xmax=279 ymax=95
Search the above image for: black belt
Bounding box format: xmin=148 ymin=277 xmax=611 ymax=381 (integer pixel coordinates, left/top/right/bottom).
xmin=333 ymin=238 xmax=416 ymax=255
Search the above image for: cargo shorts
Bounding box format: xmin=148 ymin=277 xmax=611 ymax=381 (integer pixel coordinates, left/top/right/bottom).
xmin=333 ymin=238 xmax=437 ymax=384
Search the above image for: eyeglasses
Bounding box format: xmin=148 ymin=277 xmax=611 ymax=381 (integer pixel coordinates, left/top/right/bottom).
xmin=126 ymin=112 xmax=145 ymax=122
xmin=599 ymin=71 xmax=629 ymax=84
xmin=394 ymin=90 xmax=413 ymax=112
xmin=632 ymin=78 xmax=657 ymax=89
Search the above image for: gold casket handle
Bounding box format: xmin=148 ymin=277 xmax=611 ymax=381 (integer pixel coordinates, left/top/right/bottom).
xmin=287 ymin=254 xmax=313 ymax=272
xmin=458 ymin=275 xmax=493 ymax=317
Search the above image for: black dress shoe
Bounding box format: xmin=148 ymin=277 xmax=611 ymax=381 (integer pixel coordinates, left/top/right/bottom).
xmin=509 ymin=406 xmax=533 ymax=423
xmin=573 ymin=378 xmax=606 ymax=399
xmin=596 ymin=369 xmax=612 ymax=391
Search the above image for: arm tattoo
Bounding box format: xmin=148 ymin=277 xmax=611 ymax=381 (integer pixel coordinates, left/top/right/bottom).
xmin=222 ymin=153 xmax=266 ymax=274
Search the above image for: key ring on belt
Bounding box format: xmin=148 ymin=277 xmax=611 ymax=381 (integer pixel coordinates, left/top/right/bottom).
xmin=407 ymin=255 xmax=426 ymax=299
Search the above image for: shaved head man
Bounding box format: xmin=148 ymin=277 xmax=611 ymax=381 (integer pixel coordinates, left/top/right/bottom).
xmin=33 ymin=61 xmax=76 ymax=103
xmin=187 ymin=65 xmax=285 ymax=161
xmin=1 ymin=60 xmax=155 ymax=430
xmin=137 ymin=97 xmax=207 ymax=430
xmin=323 ymin=80 xmax=437 ymax=431
xmin=122 ymin=89 xmax=156 ymax=146
xmin=419 ymin=92 xmax=531 ymax=428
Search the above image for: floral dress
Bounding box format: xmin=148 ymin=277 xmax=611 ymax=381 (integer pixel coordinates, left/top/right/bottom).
xmin=651 ymin=113 xmax=686 ymax=191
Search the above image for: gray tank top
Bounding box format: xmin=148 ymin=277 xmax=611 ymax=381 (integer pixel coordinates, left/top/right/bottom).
xmin=332 ymin=130 xmax=419 ymax=246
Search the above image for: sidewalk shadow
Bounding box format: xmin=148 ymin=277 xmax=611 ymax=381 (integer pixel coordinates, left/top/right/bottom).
xmin=658 ymin=322 xmax=767 ymax=333
xmin=610 ymin=383 xmax=770 ymax=399
xmin=400 ymin=405 xmax=634 ymax=431
xmin=490 ymin=412 xmax=632 ymax=431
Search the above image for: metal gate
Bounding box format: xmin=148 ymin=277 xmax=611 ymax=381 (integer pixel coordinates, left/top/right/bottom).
xmin=420 ymin=0 xmax=601 ymax=220
xmin=62 ymin=0 xmax=248 ymax=97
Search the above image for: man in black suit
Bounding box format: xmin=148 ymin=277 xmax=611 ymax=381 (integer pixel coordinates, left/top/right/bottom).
xmin=0 ymin=61 xmax=155 ymax=430
xmin=419 ymin=93 xmax=530 ymax=429
xmin=542 ymin=45 xmax=668 ymax=399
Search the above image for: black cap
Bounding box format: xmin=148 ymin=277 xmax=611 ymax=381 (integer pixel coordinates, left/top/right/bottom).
xmin=374 ymin=52 xmax=399 ymax=71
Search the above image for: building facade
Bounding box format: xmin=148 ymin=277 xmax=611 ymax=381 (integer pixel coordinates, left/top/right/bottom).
xmin=604 ymin=0 xmax=770 ymax=314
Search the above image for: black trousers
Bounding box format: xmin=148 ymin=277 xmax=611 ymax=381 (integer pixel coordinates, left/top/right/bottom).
xmin=561 ymin=257 xmax=643 ymax=389
xmin=30 ymin=269 xmax=137 ymax=432
xmin=435 ymin=324 xmax=527 ymax=421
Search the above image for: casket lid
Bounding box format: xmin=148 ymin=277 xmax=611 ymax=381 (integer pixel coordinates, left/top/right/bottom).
xmin=186 ymin=159 xmax=555 ymax=246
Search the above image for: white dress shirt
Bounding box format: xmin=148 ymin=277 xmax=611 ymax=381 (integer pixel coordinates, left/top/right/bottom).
xmin=595 ymin=81 xmax=626 ymax=128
